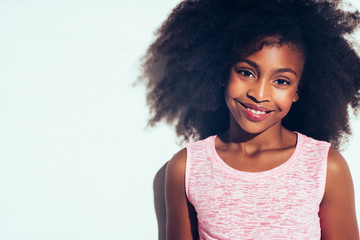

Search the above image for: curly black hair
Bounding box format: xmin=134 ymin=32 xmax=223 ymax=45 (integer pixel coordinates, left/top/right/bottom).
xmin=140 ymin=0 xmax=360 ymax=149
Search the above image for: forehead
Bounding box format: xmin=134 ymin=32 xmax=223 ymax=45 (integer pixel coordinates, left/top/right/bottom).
xmin=249 ymin=43 xmax=304 ymax=61
xmin=234 ymin=36 xmax=306 ymax=63
xmin=243 ymin=43 xmax=305 ymax=75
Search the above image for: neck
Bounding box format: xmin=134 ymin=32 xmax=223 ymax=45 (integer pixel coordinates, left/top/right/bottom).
xmin=218 ymin=119 xmax=290 ymax=153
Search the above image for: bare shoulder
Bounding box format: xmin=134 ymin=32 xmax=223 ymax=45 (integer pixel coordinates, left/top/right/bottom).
xmin=326 ymin=147 xmax=350 ymax=175
xmin=319 ymin=147 xmax=359 ymax=239
xmin=165 ymin=148 xmax=198 ymax=240
xmin=165 ymin=148 xmax=188 ymax=198
xmin=324 ymin=147 xmax=353 ymax=198
xmin=166 ymin=148 xmax=187 ymax=177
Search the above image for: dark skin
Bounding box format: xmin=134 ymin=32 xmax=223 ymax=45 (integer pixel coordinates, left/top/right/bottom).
xmin=165 ymin=143 xmax=359 ymax=239
xmin=165 ymin=43 xmax=359 ymax=239
xmin=165 ymin=148 xmax=198 ymax=240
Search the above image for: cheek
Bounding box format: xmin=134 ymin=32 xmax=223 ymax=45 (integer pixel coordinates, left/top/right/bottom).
xmin=276 ymin=91 xmax=297 ymax=112
xmin=225 ymin=77 xmax=244 ymax=99
xmin=224 ymin=83 xmax=238 ymax=112
xmin=225 ymin=87 xmax=235 ymax=101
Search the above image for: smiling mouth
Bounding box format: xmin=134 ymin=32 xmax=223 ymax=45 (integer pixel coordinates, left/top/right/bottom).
xmin=236 ymin=101 xmax=273 ymax=115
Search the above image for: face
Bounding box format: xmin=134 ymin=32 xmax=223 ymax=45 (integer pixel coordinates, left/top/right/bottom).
xmin=225 ymin=43 xmax=304 ymax=134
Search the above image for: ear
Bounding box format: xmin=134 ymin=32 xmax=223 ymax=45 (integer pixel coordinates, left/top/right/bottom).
xmin=293 ymin=91 xmax=299 ymax=102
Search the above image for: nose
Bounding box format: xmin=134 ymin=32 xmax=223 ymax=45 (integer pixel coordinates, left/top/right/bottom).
xmin=246 ymin=78 xmax=271 ymax=103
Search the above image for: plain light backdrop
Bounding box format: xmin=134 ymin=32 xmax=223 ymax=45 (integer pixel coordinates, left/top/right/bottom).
xmin=0 ymin=0 xmax=359 ymax=239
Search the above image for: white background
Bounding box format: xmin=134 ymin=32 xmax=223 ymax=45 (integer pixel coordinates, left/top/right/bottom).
xmin=0 ymin=1 xmax=359 ymax=239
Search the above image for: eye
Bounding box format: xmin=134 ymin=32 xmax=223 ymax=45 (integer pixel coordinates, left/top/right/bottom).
xmin=274 ymin=79 xmax=291 ymax=86
xmin=235 ymin=69 xmax=255 ymax=78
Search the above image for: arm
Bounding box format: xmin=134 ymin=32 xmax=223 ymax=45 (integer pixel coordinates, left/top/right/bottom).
xmin=319 ymin=148 xmax=359 ymax=240
xmin=165 ymin=148 xmax=198 ymax=240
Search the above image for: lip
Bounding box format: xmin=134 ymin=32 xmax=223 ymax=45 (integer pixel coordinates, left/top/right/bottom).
xmin=236 ymin=100 xmax=273 ymax=122
xmin=237 ymin=101 xmax=272 ymax=112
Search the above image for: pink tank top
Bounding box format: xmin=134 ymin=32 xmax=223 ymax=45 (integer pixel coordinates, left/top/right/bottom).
xmin=185 ymin=132 xmax=330 ymax=240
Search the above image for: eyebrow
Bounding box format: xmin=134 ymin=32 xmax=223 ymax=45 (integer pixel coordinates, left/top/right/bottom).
xmin=237 ymin=59 xmax=298 ymax=77
xmin=238 ymin=59 xmax=260 ymax=72
xmin=275 ymin=68 xmax=298 ymax=77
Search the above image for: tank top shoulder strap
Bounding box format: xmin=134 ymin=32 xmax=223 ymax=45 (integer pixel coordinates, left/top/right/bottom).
xmin=296 ymin=132 xmax=331 ymax=203
xmin=185 ymin=136 xmax=215 ymax=203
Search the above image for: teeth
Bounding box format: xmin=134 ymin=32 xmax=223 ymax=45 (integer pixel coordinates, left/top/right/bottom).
xmin=247 ymin=108 xmax=266 ymax=115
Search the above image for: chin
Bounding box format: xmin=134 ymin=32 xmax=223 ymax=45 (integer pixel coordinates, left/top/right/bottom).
xmin=232 ymin=119 xmax=282 ymax=135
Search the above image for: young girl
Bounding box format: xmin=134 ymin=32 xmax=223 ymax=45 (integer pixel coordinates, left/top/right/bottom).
xmin=141 ymin=0 xmax=360 ymax=239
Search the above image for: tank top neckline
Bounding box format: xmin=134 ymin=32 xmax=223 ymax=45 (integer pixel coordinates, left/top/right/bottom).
xmin=207 ymin=132 xmax=304 ymax=179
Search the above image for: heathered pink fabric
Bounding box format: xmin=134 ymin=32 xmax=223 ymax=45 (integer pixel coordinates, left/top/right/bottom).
xmin=185 ymin=132 xmax=330 ymax=240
